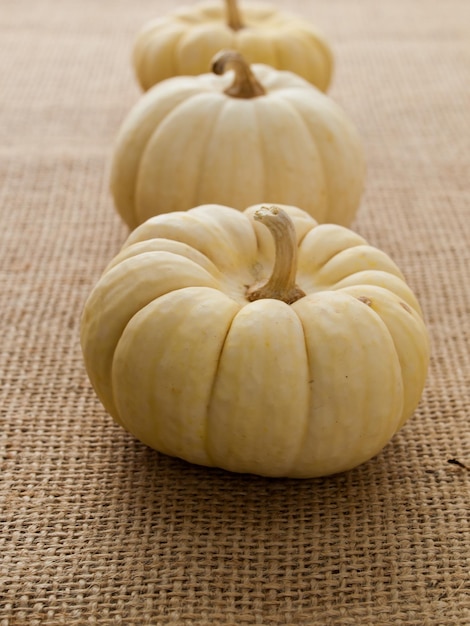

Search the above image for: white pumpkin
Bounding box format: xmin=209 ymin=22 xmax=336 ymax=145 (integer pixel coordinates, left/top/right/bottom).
xmin=81 ymin=204 xmax=430 ymax=478
xmin=111 ymin=50 xmax=365 ymax=229
xmin=133 ymin=0 xmax=333 ymax=91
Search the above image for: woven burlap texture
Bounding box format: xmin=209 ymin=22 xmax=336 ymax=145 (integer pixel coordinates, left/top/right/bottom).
xmin=1 ymin=0 xmax=469 ymax=624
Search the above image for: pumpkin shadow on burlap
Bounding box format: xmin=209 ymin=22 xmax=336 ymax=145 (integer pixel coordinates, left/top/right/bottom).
xmin=75 ymin=392 xmax=463 ymax=621
xmin=86 ymin=416 xmax=428 ymax=612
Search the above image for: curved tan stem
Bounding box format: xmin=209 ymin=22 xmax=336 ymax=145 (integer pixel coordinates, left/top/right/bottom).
xmin=225 ymin=0 xmax=244 ymax=31
xmin=212 ymin=50 xmax=266 ymax=99
xmin=247 ymin=206 xmax=306 ymax=305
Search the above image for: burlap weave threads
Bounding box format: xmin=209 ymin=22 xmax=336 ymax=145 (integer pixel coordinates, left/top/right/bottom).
xmin=1 ymin=0 xmax=469 ymax=624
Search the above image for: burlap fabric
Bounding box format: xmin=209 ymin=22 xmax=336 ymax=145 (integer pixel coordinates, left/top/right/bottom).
xmin=1 ymin=0 xmax=469 ymax=624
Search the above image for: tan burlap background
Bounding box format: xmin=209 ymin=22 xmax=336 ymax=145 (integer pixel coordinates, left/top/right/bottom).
xmin=1 ymin=0 xmax=469 ymax=624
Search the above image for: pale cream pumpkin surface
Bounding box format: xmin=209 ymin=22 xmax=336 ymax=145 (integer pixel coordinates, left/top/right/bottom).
xmin=111 ymin=51 xmax=365 ymax=230
xmin=133 ymin=0 xmax=333 ymax=91
xmin=80 ymin=204 xmax=430 ymax=478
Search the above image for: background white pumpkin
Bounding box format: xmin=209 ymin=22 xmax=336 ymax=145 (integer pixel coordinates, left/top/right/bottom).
xmin=133 ymin=0 xmax=333 ymax=91
xmin=81 ymin=204 xmax=430 ymax=478
xmin=111 ymin=51 xmax=365 ymax=229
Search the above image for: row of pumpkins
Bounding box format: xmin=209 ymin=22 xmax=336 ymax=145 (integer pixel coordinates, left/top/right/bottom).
xmin=81 ymin=0 xmax=430 ymax=478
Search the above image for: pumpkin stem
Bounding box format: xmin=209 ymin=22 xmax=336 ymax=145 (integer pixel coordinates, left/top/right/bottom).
xmin=212 ymin=50 xmax=266 ymax=99
xmin=225 ymin=0 xmax=244 ymax=31
xmin=247 ymin=206 xmax=306 ymax=305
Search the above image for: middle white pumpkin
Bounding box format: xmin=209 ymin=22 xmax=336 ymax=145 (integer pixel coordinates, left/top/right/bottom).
xmin=111 ymin=51 xmax=365 ymax=229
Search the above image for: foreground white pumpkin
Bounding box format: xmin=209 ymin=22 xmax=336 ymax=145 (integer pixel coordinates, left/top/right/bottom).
xmin=111 ymin=51 xmax=364 ymax=230
xmin=133 ymin=0 xmax=333 ymax=91
xmin=81 ymin=204 xmax=429 ymax=478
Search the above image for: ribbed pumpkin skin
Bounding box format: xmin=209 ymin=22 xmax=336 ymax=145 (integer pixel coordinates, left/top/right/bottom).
xmin=133 ymin=1 xmax=333 ymax=91
xmin=110 ymin=64 xmax=365 ymax=230
xmin=80 ymin=204 xmax=430 ymax=478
